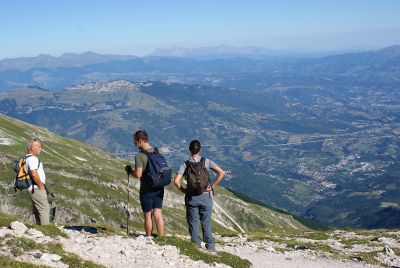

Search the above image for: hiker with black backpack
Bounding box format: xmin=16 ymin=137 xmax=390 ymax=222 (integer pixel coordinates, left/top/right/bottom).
xmin=174 ymin=140 xmax=225 ymax=252
xmin=125 ymin=130 xmax=171 ymax=237
xmin=18 ymin=139 xmax=50 ymax=225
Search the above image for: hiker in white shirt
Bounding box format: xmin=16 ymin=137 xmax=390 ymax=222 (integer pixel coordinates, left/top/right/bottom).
xmin=26 ymin=139 xmax=50 ymax=225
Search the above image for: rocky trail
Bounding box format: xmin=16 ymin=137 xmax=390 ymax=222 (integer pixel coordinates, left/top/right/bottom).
xmin=1 ymin=221 xmax=400 ymax=267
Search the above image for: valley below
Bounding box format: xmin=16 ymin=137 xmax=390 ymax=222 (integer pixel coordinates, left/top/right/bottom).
xmin=1 ymin=46 xmax=400 ymax=229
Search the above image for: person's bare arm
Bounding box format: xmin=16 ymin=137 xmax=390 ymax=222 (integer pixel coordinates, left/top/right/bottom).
xmin=174 ymin=173 xmax=186 ymax=194
xmin=29 ymin=170 xmax=45 ymax=189
xmin=206 ymin=165 xmax=225 ymax=192
xmin=134 ymin=167 xmax=143 ymax=179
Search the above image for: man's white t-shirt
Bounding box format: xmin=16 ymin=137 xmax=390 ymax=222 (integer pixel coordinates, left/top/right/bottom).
xmin=25 ymin=154 xmax=46 ymax=191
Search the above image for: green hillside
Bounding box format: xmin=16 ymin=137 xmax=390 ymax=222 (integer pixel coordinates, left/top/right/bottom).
xmin=2 ymin=79 xmax=399 ymax=229
xmin=0 ymin=114 xmax=307 ymax=234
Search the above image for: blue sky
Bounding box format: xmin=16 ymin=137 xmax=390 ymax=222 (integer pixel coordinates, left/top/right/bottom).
xmin=1 ymin=0 xmax=399 ymax=59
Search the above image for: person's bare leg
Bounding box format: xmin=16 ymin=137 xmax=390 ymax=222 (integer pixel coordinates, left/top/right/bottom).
xmin=153 ymin=208 xmax=165 ymax=236
xmin=144 ymin=211 xmax=153 ymax=236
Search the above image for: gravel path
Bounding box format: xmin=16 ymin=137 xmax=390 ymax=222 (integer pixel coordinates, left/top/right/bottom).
xmin=60 ymin=228 xmax=228 ymax=268
xmin=220 ymin=244 xmax=380 ymax=268
xmin=60 ymin=228 xmax=382 ymax=268
xmin=1 ymin=222 xmax=398 ymax=268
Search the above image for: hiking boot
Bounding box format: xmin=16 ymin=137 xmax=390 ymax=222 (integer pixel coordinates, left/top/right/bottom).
xmin=199 ymin=248 xmax=217 ymax=255
xmin=207 ymin=250 xmax=217 ymax=256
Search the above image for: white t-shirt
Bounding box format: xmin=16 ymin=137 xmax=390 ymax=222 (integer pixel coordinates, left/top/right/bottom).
xmin=25 ymin=154 xmax=46 ymax=190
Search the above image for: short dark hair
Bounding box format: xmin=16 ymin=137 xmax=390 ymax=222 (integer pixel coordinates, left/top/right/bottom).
xmin=133 ymin=130 xmax=148 ymax=142
xmin=189 ymin=140 xmax=201 ymax=154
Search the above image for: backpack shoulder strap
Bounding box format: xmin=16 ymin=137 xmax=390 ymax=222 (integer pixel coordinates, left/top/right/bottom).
xmin=184 ymin=160 xmax=192 ymax=173
xmin=24 ymin=155 xmax=41 ymax=170
xmin=140 ymin=148 xmax=158 ymax=157
xmin=21 ymin=155 xmax=31 ymax=171
xmin=26 ymin=156 xmax=40 ymax=180
xmin=200 ymin=157 xmax=206 ymax=168
xmin=140 ymin=150 xmax=151 ymax=157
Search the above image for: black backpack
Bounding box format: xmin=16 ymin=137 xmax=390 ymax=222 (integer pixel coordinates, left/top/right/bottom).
xmin=184 ymin=157 xmax=210 ymax=196
xmin=141 ymin=148 xmax=172 ymax=188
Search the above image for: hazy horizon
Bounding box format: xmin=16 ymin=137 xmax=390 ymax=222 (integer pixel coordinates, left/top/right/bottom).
xmin=1 ymin=0 xmax=400 ymax=60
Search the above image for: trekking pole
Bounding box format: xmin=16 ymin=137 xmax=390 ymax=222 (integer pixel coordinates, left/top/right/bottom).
xmin=126 ymin=172 xmax=130 ymax=235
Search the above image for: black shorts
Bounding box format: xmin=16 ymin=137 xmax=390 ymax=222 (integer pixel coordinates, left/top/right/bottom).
xmin=139 ymin=188 xmax=164 ymax=212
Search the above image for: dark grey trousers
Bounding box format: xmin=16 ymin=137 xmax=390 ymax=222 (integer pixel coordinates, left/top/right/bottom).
xmin=185 ymin=192 xmax=215 ymax=250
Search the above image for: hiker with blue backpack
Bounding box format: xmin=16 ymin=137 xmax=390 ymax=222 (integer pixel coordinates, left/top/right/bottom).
xmin=125 ymin=130 xmax=171 ymax=237
xmin=174 ymin=140 xmax=225 ymax=252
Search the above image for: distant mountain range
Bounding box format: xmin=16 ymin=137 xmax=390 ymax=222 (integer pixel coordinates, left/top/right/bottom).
xmin=146 ymin=45 xmax=322 ymax=59
xmin=0 ymin=51 xmax=138 ymax=72
xmin=0 ymin=45 xmax=399 ymax=228
xmin=2 ymin=45 xmax=398 ymax=73
xmin=0 ymin=45 xmax=325 ymax=72
xmin=0 ymin=45 xmax=399 ymax=91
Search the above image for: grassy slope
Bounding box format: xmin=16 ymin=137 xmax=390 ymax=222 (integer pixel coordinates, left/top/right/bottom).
xmin=0 ymin=114 xmax=308 ymax=234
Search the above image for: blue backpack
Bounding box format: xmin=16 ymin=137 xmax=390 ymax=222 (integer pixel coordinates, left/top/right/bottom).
xmin=141 ymin=148 xmax=172 ymax=188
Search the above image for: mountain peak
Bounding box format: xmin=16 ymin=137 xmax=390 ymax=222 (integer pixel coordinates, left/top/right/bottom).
xmin=65 ymin=79 xmax=139 ymax=93
xmin=147 ymin=45 xmax=277 ymax=59
xmin=36 ymin=53 xmax=54 ymax=59
xmin=377 ymin=45 xmax=400 ymax=57
xmin=0 ymin=52 xmax=138 ymax=72
xmin=60 ymin=51 xmax=101 ymax=59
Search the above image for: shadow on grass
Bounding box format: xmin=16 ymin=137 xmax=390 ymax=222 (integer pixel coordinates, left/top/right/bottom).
xmin=64 ymin=225 xmax=100 ymax=234
xmin=125 ymin=231 xmax=161 ymax=238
